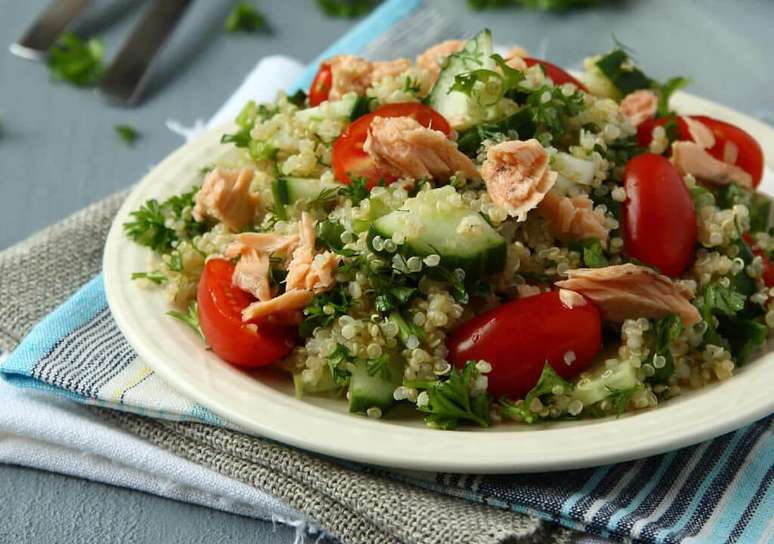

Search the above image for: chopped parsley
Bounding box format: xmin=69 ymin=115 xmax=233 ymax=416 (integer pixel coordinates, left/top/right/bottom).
xmin=327 ymin=343 xmax=354 ymax=385
xmin=130 ymin=271 xmax=167 ymax=284
xmin=167 ymin=302 xmax=204 ymax=340
xmin=300 ymin=284 xmax=353 ymax=337
xmin=47 ymin=32 xmax=104 ymax=87
xmin=317 ymin=0 xmax=380 ymax=18
xmin=573 ymin=238 xmax=608 ymax=268
xmin=406 ymin=362 xmax=491 ymax=430
xmin=115 ymin=124 xmax=140 ymax=146
xmin=366 ymin=354 xmax=392 ymax=380
xmin=606 ymin=385 xmax=642 ymax=416
xmin=123 ymin=187 xmax=207 ymax=254
xmin=649 ymin=315 xmax=683 ymax=383
xmin=340 ymin=177 xmax=369 ymax=205
xmin=225 ymin=2 xmax=267 ymax=33
xmin=656 ymin=76 xmax=689 ymax=117
xmin=500 ymin=364 xmax=572 ymax=423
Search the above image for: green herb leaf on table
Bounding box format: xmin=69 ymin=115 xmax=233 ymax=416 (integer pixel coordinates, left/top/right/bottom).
xmin=467 ymin=0 xmax=600 ymax=11
xmin=167 ymin=302 xmax=204 ymax=340
xmin=47 ymin=32 xmax=104 ymax=87
xmin=406 ymin=362 xmax=491 ymax=430
xmin=225 ymin=2 xmax=267 ymax=33
xmin=115 ymin=124 xmax=140 ymax=146
xmin=317 ymin=0 xmax=380 ymax=18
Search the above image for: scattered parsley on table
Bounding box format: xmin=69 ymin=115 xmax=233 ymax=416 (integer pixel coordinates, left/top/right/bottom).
xmin=115 ymin=124 xmax=140 ymax=146
xmin=47 ymin=32 xmax=104 ymax=87
xmin=225 ymin=2 xmax=267 ymax=33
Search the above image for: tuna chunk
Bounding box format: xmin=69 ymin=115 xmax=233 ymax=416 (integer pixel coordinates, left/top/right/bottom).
xmin=363 ymin=116 xmax=478 ymax=181
xmin=480 ymin=139 xmax=557 ymax=221
xmin=231 ymin=248 xmax=272 ymax=302
xmin=242 ymin=289 xmax=314 ymax=322
xmin=193 ymin=168 xmax=259 ymax=232
xmin=285 ymin=212 xmax=339 ymax=293
xmin=619 ymin=89 xmax=657 ymax=127
xmin=555 ymin=263 xmax=701 ymax=326
xmin=538 ymin=191 xmax=609 ymax=246
xmin=671 ymin=141 xmax=752 ymax=188
xmin=415 ymin=40 xmax=464 ymax=83
xmin=328 ymin=55 xmax=374 ymax=100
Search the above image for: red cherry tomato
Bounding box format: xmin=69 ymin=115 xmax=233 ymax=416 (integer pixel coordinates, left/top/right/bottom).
xmin=636 ymin=115 xmax=764 ymax=188
xmin=197 ymin=259 xmax=296 ymax=368
xmin=743 ymin=233 xmax=774 ymax=287
xmin=623 ymin=154 xmax=697 ymax=277
xmin=308 ymin=63 xmax=332 ymax=107
xmin=332 ymin=102 xmax=452 ymax=187
xmin=636 ymin=116 xmax=690 ymax=148
xmin=524 ymin=57 xmax=588 ymax=92
xmin=690 ymin=115 xmax=765 ymax=188
xmin=447 ymin=291 xmax=602 ymax=399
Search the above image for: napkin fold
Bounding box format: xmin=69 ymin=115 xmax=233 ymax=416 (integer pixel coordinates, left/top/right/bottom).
xmin=2 ymin=1 xmax=774 ymax=543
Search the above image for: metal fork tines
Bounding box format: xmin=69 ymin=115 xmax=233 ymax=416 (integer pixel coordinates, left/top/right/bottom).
xmin=99 ymin=0 xmax=193 ymax=105
xmin=10 ymin=0 xmax=93 ymax=60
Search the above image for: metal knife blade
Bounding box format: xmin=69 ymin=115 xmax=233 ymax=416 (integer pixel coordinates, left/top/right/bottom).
xmin=10 ymin=0 xmax=93 ymax=60
xmin=99 ymin=0 xmax=192 ymax=106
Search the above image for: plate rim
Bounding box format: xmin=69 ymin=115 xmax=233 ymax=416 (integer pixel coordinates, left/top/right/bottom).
xmin=103 ymin=91 xmax=774 ymax=473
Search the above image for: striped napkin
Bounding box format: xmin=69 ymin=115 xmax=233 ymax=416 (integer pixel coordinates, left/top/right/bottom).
xmin=2 ymin=1 xmax=774 ymax=542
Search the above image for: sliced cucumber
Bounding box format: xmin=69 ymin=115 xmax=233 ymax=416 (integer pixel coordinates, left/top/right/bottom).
xmin=348 ymin=356 xmax=404 ymax=414
xmin=293 ymin=369 xmax=340 ymax=399
xmin=295 ymin=93 xmax=358 ymax=124
xmin=570 ymin=359 xmax=641 ymax=406
xmin=427 ymin=29 xmax=497 ymax=131
xmin=552 ymin=152 xmax=596 ymax=186
xmin=272 ymin=177 xmax=342 ymax=219
xmin=372 ymin=186 xmax=506 ymax=279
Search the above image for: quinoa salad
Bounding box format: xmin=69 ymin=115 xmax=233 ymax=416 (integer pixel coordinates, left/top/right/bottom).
xmin=125 ymin=30 xmax=770 ymax=430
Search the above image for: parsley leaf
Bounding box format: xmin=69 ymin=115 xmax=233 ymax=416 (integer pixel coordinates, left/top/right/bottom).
xmin=300 ymin=284 xmax=353 ymax=337
xmin=123 ymin=187 xmax=207 ymax=254
xmin=340 ymin=177 xmax=369 ymax=205
xmin=327 ymin=343 xmax=354 ymax=385
xmin=225 ymin=2 xmax=267 ymax=32
xmin=605 ymin=384 xmax=642 ymax=416
xmin=366 ymin=354 xmax=392 ymax=380
xmin=130 ymin=271 xmax=167 ymax=285
xmin=115 ymin=124 xmax=139 ymax=146
xmin=649 ymin=315 xmax=683 ymax=383
xmin=573 ymin=237 xmax=608 ymax=268
xmin=47 ymin=32 xmax=104 ymax=87
xmin=720 ymin=318 xmax=767 ymax=365
xmin=500 ymin=364 xmax=572 ymax=423
xmin=457 ymin=108 xmax=536 ymax=157
xmin=406 ymin=362 xmax=491 ymax=429
xmin=656 ymin=76 xmax=689 ymax=117
xmin=286 ymin=89 xmax=307 ymax=107
xmin=700 ymin=283 xmax=746 ymax=346
xmin=595 ymin=48 xmax=651 ymax=95
xmin=317 ymin=0 xmax=379 ymax=18
xmin=167 ymin=302 xmax=204 ymax=340
xmin=389 ymin=311 xmax=425 ymax=348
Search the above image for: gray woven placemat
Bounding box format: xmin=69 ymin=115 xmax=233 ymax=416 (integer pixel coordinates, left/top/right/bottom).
xmin=0 ymin=193 xmax=588 ymax=544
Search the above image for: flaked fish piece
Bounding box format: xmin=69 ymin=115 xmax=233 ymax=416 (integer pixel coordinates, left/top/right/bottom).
xmin=193 ymin=168 xmax=259 ymax=232
xmin=555 ymin=263 xmax=701 ymax=326
xmin=328 ymin=55 xmax=373 ymax=100
xmin=480 ymin=139 xmax=557 ymax=221
xmin=285 ymin=212 xmax=339 ymax=293
xmin=671 ymin=141 xmax=752 ymax=188
xmin=225 ymin=232 xmax=299 ymax=259
xmin=232 ymin=248 xmax=272 ymax=302
xmin=415 ymin=40 xmax=464 ymax=83
xmin=683 ymin=116 xmax=716 ymax=148
xmin=538 ymin=190 xmax=609 ymax=246
xmin=242 ymin=289 xmax=314 ymax=322
xmin=372 ymin=58 xmax=412 ymax=82
xmin=619 ymin=89 xmax=658 ymax=127
xmin=363 ymin=116 xmax=478 ymax=181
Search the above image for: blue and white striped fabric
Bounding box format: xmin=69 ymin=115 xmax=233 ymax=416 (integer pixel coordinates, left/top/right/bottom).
xmin=2 ymin=1 xmax=773 ymax=542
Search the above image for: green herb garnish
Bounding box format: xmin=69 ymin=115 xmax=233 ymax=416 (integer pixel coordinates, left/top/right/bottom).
xmin=317 ymin=0 xmax=379 ymax=18
xmin=47 ymin=32 xmax=104 ymax=86
xmin=167 ymin=302 xmax=204 ymax=340
xmin=225 ymin=2 xmax=267 ymax=32
xmin=606 ymin=385 xmax=642 ymax=416
xmin=115 ymin=124 xmax=140 ymax=146
xmin=130 ymin=271 xmax=167 ymax=284
xmin=500 ymin=364 xmax=572 ymax=423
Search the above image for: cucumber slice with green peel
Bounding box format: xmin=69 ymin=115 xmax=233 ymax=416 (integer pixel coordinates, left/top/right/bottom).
xmin=271 ymin=177 xmax=342 ymax=219
xmin=552 ymin=152 xmax=596 ymax=186
xmin=371 ymin=186 xmax=506 ymax=279
xmin=295 ymin=94 xmax=358 ymax=124
xmin=427 ymin=29 xmax=497 ymax=131
xmin=347 ymin=356 xmax=404 ymax=414
xmin=570 ymin=359 xmax=641 ymax=406
xmin=293 ymin=369 xmax=340 ymax=399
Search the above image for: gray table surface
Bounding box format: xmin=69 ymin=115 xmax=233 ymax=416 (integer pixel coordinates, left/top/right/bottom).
xmin=0 ymin=0 xmax=772 ymax=542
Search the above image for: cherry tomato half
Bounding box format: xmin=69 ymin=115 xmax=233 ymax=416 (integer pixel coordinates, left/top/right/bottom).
xmin=197 ymin=259 xmax=297 ymax=368
xmin=447 ymin=291 xmax=602 ymax=399
xmin=743 ymin=233 xmax=774 ymax=287
xmin=332 ymin=102 xmax=453 ymax=187
xmin=691 ymin=115 xmax=764 ymax=188
xmin=623 ymin=154 xmax=697 ymax=277
xmin=524 ymin=57 xmax=588 ymax=92
xmin=309 ymin=63 xmax=333 ymax=107
xmin=636 ymin=115 xmax=764 ymax=188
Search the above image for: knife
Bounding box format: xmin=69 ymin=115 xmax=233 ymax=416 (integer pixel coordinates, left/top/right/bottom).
xmin=10 ymin=0 xmax=93 ymax=60
xmin=99 ymin=0 xmax=193 ymax=106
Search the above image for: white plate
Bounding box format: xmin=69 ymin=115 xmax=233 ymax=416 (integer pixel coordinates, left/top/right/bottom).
xmin=104 ymin=92 xmax=774 ymax=473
